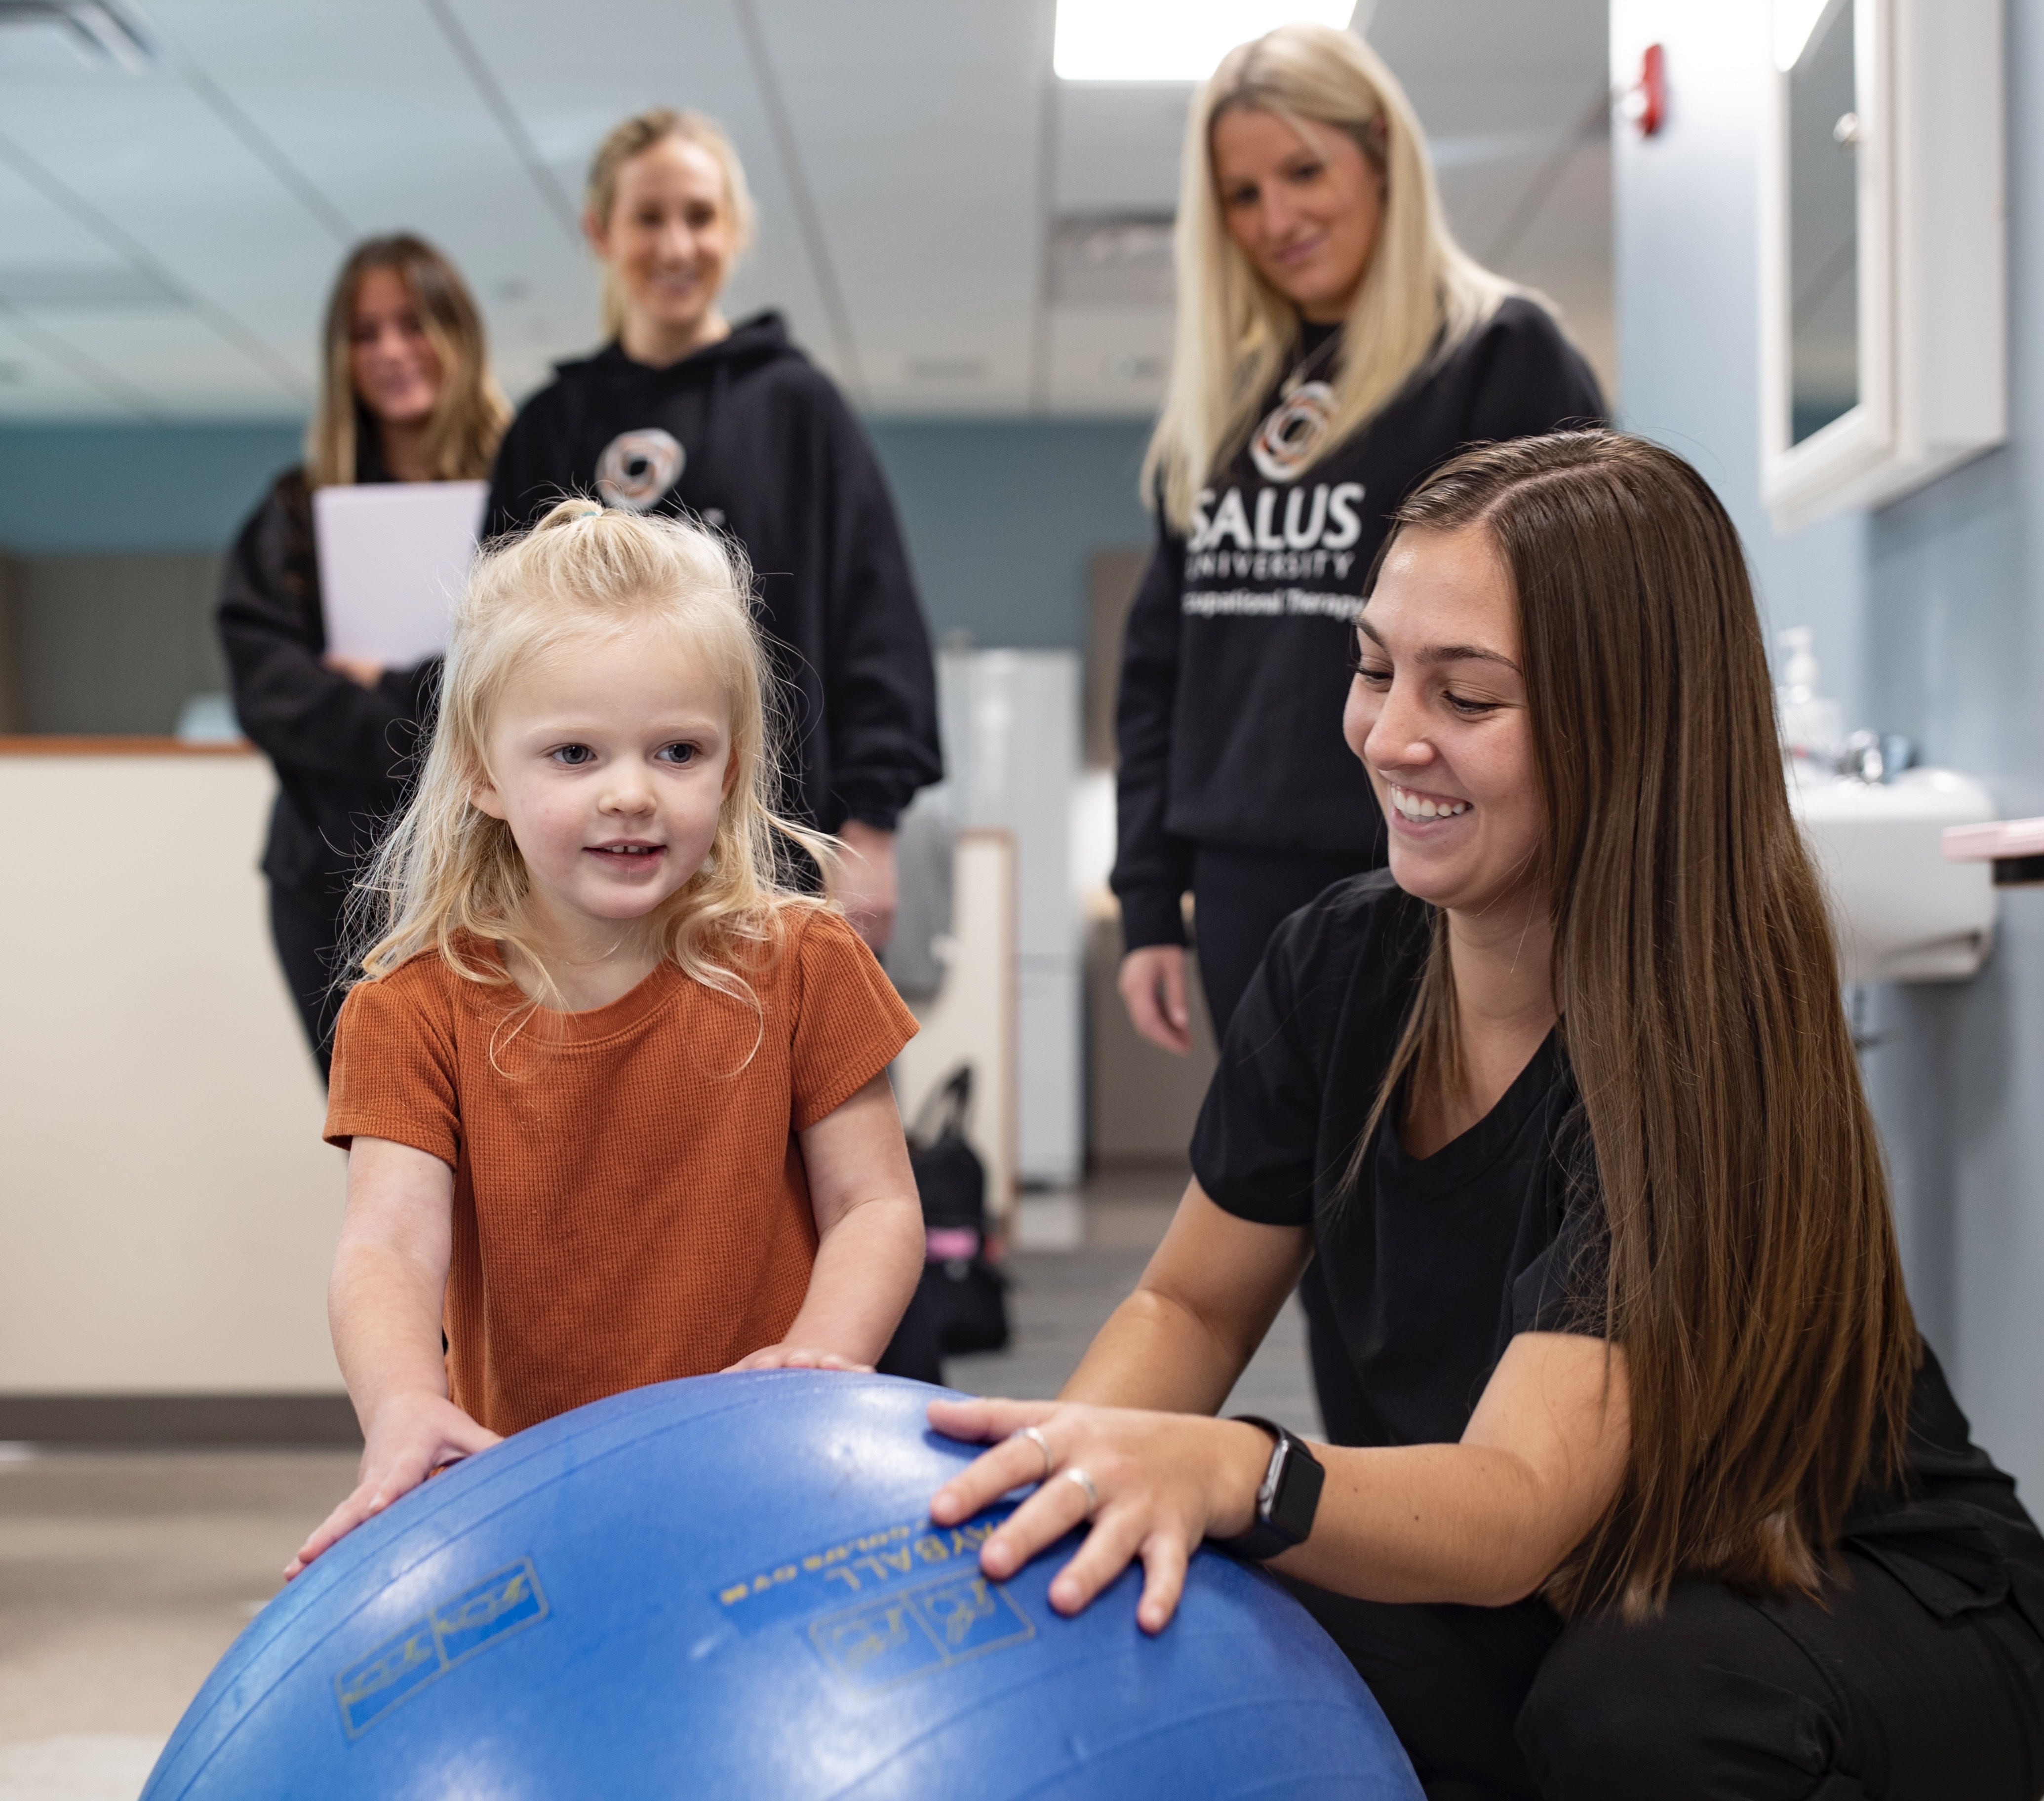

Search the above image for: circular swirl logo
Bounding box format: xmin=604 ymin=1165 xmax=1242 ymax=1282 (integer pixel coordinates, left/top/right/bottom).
xmin=1248 ymin=381 xmax=1336 ymax=484
xmin=594 ymin=428 xmax=685 ymax=512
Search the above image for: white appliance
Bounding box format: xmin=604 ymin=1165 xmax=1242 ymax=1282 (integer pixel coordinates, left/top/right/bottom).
xmin=936 ymin=650 xmax=1084 ymax=1185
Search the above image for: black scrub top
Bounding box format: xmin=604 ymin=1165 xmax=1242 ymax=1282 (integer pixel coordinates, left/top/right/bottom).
xmin=1193 ymin=870 xmax=2044 ymax=1621
xmin=217 ymin=427 xmax=437 ymax=902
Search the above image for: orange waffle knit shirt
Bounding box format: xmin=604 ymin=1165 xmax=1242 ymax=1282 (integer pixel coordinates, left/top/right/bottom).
xmin=324 ymin=905 xmax=916 ymax=1436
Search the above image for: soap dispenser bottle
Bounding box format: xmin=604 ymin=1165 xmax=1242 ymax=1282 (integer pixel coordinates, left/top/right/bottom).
xmin=1777 ymin=627 xmax=1841 ymax=760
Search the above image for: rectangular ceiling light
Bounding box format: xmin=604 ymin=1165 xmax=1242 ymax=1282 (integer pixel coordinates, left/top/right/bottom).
xmin=1055 ymin=0 xmax=1358 ymax=83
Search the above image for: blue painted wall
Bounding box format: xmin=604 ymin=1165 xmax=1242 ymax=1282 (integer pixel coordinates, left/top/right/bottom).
xmin=1609 ymin=1 xmax=1867 ymax=718
xmin=1613 ymin=0 xmax=2043 ymax=1496
xmin=0 ymin=417 xmax=1155 ymax=652
xmin=1856 ymin=0 xmax=2044 ymax=1488
xmin=0 ymin=424 xmax=302 ymax=556
xmin=868 ymin=420 xmax=1154 ymax=651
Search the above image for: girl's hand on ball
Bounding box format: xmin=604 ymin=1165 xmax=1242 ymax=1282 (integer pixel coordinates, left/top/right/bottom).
xmin=722 ymin=1345 xmax=874 ymax=1373
xmin=926 ymin=1396 xmax=1268 ymax=1634
xmin=286 ymin=1391 xmax=500 ymax=1578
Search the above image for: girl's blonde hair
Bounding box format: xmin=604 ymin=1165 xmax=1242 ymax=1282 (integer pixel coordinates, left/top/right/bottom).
xmin=307 ymin=235 xmax=511 ymax=489
xmin=1145 ymin=22 xmax=1518 ymax=531
xmin=353 ymin=499 xmax=831 ymax=1014
xmin=585 ymin=108 xmax=758 ymax=341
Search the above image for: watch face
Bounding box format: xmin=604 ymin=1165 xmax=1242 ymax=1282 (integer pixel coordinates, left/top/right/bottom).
xmin=1269 ymin=1437 xmax=1326 ymax=1544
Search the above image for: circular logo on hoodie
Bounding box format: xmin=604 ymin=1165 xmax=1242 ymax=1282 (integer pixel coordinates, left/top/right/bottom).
xmin=594 ymin=428 xmax=684 ymax=511
xmin=1248 ymin=381 xmax=1336 ymax=484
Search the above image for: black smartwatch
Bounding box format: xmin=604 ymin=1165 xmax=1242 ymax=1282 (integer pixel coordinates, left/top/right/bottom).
xmin=1211 ymin=1415 xmax=1324 ymax=1563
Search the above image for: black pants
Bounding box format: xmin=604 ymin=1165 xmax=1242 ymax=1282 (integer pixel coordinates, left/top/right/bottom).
xmin=1287 ymin=1552 xmax=2044 ymax=1801
xmin=1190 ymin=841 xmax=1381 ymax=1445
xmin=269 ymin=881 xmax=349 ymax=1082
xmin=1189 ymin=841 xmax=1380 ymax=1035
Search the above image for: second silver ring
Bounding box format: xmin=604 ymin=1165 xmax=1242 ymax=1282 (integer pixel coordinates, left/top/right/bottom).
xmin=1061 ymin=1465 xmax=1101 ymax=1513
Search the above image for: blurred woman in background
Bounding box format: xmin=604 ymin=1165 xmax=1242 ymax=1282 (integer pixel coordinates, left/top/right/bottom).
xmin=485 ymin=109 xmax=941 ymax=948
xmin=219 ymin=234 xmax=509 ymax=1077
xmin=1111 ymin=23 xmax=1602 ymax=1430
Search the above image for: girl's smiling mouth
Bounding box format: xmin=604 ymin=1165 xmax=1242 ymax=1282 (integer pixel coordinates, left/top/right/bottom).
xmin=586 ymin=840 xmax=666 ymax=862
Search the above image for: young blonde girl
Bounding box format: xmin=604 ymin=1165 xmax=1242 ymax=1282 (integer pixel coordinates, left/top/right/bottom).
xmin=290 ymin=500 xmax=926 ymax=1574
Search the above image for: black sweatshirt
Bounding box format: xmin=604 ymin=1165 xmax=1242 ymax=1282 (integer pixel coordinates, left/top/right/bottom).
xmin=485 ymin=313 xmax=942 ymax=833
xmin=1111 ymin=297 xmax=1604 ymax=949
xmin=217 ymin=442 xmax=438 ymax=902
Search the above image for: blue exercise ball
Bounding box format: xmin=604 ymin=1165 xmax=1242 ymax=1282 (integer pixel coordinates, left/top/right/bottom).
xmin=143 ymin=1372 xmax=1421 ymax=1799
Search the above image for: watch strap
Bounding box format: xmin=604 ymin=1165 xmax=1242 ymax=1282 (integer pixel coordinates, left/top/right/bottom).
xmin=1211 ymin=1415 xmax=1324 ymax=1563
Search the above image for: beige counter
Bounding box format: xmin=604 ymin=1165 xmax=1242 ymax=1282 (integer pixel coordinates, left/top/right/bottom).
xmin=0 ymin=741 xmax=345 ymax=1394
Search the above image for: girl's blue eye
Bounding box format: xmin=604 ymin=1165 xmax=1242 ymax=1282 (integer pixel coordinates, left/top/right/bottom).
xmin=659 ymin=743 xmax=698 ymax=765
xmin=552 ymin=744 xmax=594 ymax=766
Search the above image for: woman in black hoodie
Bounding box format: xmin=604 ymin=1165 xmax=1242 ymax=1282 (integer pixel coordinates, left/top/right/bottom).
xmin=219 ymin=234 xmax=509 ymax=1076
xmin=486 ymin=108 xmax=942 ymax=947
xmin=1112 ymin=25 xmax=1603 ymax=1441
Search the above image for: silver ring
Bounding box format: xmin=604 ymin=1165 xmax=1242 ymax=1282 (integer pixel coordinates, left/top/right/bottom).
xmin=1014 ymin=1425 xmax=1053 ymax=1482
xmin=1061 ymin=1466 xmax=1100 ymax=1514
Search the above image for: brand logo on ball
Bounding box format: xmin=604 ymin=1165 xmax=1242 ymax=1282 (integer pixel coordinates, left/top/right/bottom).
xmin=594 ymin=428 xmax=685 ymax=511
xmin=808 ymin=1571 xmax=1034 ymax=1693
xmin=1249 ymin=381 xmax=1336 ymax=483
xmin=711 ymin=1503 xmax=1017 ymax=1634
xmin=332 ymin=1558 xmax=549 ymax=1738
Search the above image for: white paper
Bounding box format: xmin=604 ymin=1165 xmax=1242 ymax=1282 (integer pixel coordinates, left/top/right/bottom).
xmin=312 ymin=480 xmax=487 ymax=667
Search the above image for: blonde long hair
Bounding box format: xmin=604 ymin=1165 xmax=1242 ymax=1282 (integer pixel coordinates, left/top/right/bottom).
xmin=306 ymin=235 xmax=510 ymax=489
xmin=352 ymin=500 xmax=832 ymax=1014
xmin=1146 ymin=23 xmax=1516 ymax=530
xmin=585 ymin=108 xmax=758 ymax=342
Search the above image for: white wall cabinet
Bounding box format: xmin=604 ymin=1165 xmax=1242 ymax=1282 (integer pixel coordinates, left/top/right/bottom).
xmin=1759 ymin=0 xmax=2005 ymax=529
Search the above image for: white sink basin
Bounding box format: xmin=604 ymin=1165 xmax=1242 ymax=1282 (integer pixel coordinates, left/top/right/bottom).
xmin=1788 ymin=762 xmax=1998 ymax=983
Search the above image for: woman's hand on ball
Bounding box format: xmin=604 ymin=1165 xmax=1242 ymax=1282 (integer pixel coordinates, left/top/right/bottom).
xmin=285 ymin=1391 xmax=501 ymax=1578
xmin=722 ymin=1345 xmax=874 ymax=1373
xmin=926 ymin=1397 xmax=1269 ymax=1634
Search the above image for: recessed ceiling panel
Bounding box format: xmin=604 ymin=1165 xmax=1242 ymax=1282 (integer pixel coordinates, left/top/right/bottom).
xmin=750 ymin=0 xmax=1046 ymax=412
xmin=436 ymin=0 xmax=839 ymax=392
xmin=0 ymin=0 xmax=1611 ymax=421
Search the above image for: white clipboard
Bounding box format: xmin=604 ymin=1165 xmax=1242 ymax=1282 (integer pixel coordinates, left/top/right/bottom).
xmin=312 ymin=480 xmax=488 ymax=667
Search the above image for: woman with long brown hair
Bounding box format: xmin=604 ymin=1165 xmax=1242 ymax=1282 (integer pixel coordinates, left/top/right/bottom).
xmin=219 ymin=235 xmax=510 ymax=1075
xmin=929 ymin=432 xmax=2044 ymax=1797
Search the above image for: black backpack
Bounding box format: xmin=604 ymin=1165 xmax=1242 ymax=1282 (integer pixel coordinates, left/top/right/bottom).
xmin=877 ymin=1066 xmax=1010 ymax=1383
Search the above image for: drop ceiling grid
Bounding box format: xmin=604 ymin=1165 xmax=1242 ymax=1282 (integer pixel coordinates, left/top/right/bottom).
xmin=136 ymin=0 xmax=596 ymax=396
xmin=0 ymin=307 xmax=146 ymax=417
xmin=20 ymin=309 xmax=290 ymax=413
xmin=0 ymin=63 xmax=333 ymax=396
xmin=438 ymin=0 xmax=843 ymax=393
xmin=749 ymin=0 xmax=1048 ymax=411
xmin=0 ymin=0 xmax=1614 ymax=423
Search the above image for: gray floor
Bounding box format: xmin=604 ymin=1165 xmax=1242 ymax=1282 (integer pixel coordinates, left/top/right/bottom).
xmin=950 ymin=1163 xmax=1323 ymax=1430
xmin=0 ymin=1168 xmax=1320 ymax=1795
xmin=0 ymin=1448 xmax=357 ymax=1794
